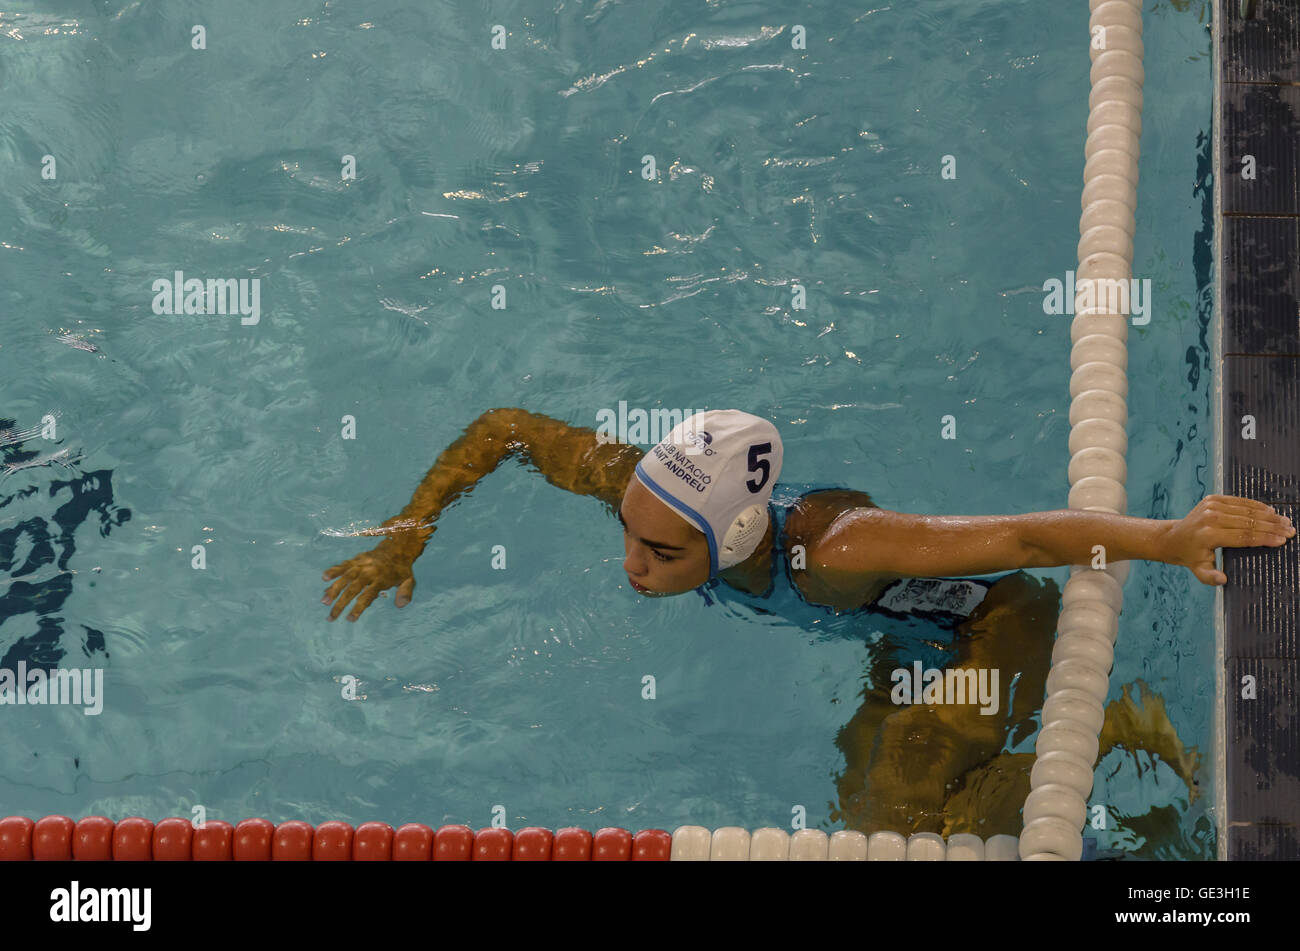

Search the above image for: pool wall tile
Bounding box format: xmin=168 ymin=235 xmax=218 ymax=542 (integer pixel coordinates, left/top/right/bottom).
xmin=1221 ymin=217 xmax=1300 ymax=354
xmin=1217 ymin=0 xmax=1300 ymax=858
xmin=1221 ymin=503 xmax=1299 ymax=658
xmin=1220 ymin=84 xmax=1300 ymax=215
xmin=1224 ymin=659 xmax=1300 ymax=826
xmin=1222 ymin=358 xmax=1300 ymax=505
xmin=1227 ymin=822 xmax=1300 ymax=861
xmin=1219 ymin=0 xmax=1300 ymax=83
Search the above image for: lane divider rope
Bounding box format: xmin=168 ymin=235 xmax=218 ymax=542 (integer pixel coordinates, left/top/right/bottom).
xmin=0 ymin=816 xmax=1024 ymax=860
xmin=1018 ymin=0 xmax=1143 ymax=861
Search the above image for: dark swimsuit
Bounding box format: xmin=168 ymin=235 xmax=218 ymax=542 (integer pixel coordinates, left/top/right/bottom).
xmin=694 ymin=482 xmax=1004 ymax=635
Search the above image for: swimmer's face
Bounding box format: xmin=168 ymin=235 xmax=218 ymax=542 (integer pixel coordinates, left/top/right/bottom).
xmin=619 ymin=477 xmax=711 ymax=596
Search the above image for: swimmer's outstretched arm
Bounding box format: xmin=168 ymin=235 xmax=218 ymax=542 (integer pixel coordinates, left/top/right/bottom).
xmin=808 ymin=494 xmax=1294 ymax=589
xmin=322 ymin=407 xmax=642 ymax=620
xmin=1025 ymin=496 xmax=1294 ymax=584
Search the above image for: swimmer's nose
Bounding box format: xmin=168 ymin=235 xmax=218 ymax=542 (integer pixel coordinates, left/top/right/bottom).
xmin=623 ymin=545 xmax=647 ymax=578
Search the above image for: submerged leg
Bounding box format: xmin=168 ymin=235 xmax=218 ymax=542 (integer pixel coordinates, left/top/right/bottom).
xmin=831 ymin=571 xmax=1059 ymax=834
xmin=941 ymin=681 xmax=1203 ymax=840
xmin=832 ymin=566 xmax=1204 ymax=841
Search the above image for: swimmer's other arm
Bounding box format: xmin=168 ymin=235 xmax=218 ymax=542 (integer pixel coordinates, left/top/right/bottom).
xmin=809 ymin=495 xmax=1294 ymax=589
xmin=322 ymin=407 xmax=641 ymax=620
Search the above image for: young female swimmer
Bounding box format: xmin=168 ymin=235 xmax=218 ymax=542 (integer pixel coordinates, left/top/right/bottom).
xmin=322 ymin=407 xmax=1294 ymax=622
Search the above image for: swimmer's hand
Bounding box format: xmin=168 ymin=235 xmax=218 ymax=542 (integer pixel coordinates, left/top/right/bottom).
xmin=1164 ymin=495 xmax=1294 ymax=586
xmin=322 ymin=539 xmax=417 ymax=621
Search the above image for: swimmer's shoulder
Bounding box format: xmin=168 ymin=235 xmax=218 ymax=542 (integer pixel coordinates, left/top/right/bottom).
xmin=779 ymin=489 xmax=898 ymax=611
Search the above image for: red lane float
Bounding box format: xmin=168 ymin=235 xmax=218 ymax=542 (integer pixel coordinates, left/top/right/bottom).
xmin=112 ymin=817 xmax=153 ymax=860
xmin=354 ymin=822 xmax=394 ymax=861
xmin=394 ymin=823 xmax=434 ymax=861
xmin=512 ymin=827 xmax=553 ymax=861
xmin=633 ymin=829 xmax=673 ymax=861
xmin=272 ymin=821 xmax=314 ymax=860
xmin=33 ymin=815 xmax=75 ymax=861
xmin=472 ymin=827 xmax=513 ymax=861
xmin=193 ymin=821 xmax=234 ymax=861
xmin=553 ymin=827 xmax=592 ymax=861
xmin=73 ymin=817 xmax=114 ymax=861
xmin=0 ymin=816 xmax=34 ymax=861
xmin=153 ymin=817 xmax=193 ymax=861
xmin=593 ymin=827 xmax=633 ymax=861
xmin=313 ymin=821 xmax=354 ymax=861
xmin=233 ymin=818 xmax=274 ymax=861
xmin=432 ymin=825 xmax=472 ymax=861
xmin=0 ymin=816 xmax=677 ymax=860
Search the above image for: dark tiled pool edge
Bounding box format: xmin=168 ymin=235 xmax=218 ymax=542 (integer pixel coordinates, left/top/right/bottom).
xmin=1215 ymin=0 xmax=1300 ymax=862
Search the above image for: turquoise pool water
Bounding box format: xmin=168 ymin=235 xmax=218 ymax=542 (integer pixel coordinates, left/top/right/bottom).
xmin=0 ymin=0 xmax=1215 ymax=857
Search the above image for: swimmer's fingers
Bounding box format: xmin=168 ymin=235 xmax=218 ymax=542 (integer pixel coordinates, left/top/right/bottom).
xmin=1191 ymin=496 xmax=1293 ymax=548
xmin=1207 ymin=512 xmax=1294 ymax=548
xmin=346 ymin=585 xmax=383 ymax=622
xmin=322 ymin=569 xmax=358 ymax=605
xmin=327 ymin=579 xmax=367 ymax=622
xmin=1203 ymin=493 xmax=1280 ymax=516
xmin=342 ymin=572 xmax=413 ymax=619
xmin=395 ymin=576 xmax=415 ymax=609
xmin=1187 ymin=555 xmax=1227 ymax=587
xmin=1168 ymin=496 xmax=1295 ymax=587
xmin=1196 ymin=494 xmax=1291 ymax=528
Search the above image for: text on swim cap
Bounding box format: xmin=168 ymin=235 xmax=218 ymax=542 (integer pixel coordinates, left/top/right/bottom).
xmin=650 ymin=443 xmax=711 ymax=493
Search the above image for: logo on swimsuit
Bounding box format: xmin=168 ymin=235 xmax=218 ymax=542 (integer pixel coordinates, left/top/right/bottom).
xmin=889 ymin=661 xmax=999 ymax=716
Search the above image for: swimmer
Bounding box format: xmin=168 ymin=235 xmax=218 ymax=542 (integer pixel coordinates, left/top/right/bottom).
xmin=322 ymin=407 xmax=1295 ymax=621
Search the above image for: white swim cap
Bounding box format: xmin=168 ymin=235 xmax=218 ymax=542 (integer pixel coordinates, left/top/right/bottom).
xmin=633 ymin=409 xmax=784 ymax=578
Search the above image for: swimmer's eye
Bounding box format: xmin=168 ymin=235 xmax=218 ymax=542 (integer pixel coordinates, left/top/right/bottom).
xmin=621 ymin=522 xmax=673 ymax=562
